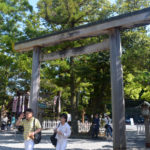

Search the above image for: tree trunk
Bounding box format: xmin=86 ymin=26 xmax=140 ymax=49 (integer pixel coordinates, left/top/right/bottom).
xmin=56 ymin=91 xmax=62 ymax=118
xmin=70 ymin=57 xmax=78 ymax=135
xmin=82 ymin=110 xmax=85 ymax=123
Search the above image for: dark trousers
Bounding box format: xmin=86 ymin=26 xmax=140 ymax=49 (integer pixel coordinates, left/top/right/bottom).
xmin=92 ymin=126 xmax=99 ymax=138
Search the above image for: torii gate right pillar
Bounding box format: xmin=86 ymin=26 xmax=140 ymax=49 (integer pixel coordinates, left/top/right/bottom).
xmin=109 ymin=28 xmax=126 ymax=149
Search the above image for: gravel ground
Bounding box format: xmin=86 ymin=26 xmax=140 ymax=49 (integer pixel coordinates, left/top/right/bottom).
xmin=0 ymin=125 xmax=148 ymax=150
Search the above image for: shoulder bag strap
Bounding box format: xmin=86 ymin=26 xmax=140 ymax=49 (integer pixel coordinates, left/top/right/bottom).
xmin=107 ymin=118 xmax=109 ymax=124
xmin=57 ymin=123 xmax=60 ymax=129
xmin=33 ymin=119 xmax=35 ymax=131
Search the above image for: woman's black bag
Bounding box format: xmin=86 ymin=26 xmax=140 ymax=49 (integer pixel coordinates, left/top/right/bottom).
xmin=50 ymin=132 xmax=57 ymax=147
xmin=50 ymin=123 xmax=60 ymax=147
xmin=33 ymin=119 xmax=41 ymax=144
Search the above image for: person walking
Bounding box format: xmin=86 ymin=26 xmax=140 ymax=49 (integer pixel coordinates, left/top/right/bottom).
xmin=16 ymin=108 xmax=41 ymax=150
xmin=11 ymin=114 xmax=16 ymax=130
xmin=1 ymin=114 xmax=8 ymax=131
xmin=55 ymin=113 xmax=71 ymax=150
xmin=7 ymin=115 xmax=11 ymax=131
xmin=103 ymin=114 xmax=112 ymax=138
xmin=92 ymin=114 xmax=100 ymax=139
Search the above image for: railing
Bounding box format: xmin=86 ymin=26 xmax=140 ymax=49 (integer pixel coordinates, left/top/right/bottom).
xmin=42 ymin=120 xmax=93 ymax=132
xmin=42 ymin=120 xmax=145 ymax=135
xmin=78 ymin=121 xmax=92 ymax=133
xmin=42 ymin=120 xmax=105 ymax=134
xmin=42 ymin=120 xmax=60 ymax=130
xmin=136 ymin=124 xmax=145 ymax=135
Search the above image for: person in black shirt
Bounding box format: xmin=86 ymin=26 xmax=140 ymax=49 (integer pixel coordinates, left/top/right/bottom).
xmin=92 ymin=114 xmax=100 ymax=138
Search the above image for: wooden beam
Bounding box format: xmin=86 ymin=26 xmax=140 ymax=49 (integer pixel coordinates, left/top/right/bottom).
xmin=15 ymin=7 xmax=150 ymax=52
xmin=30 ymin=47 xmax=41 ymax=117
xmin=145 ymin=118 xmax=150 ymax=147
xmin=109 ymin=29 xmax=126 ymax=149
xmin=40 ymin=39 xmax=110 ymax=61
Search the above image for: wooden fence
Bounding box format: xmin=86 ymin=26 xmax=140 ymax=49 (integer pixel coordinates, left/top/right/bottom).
xmin=42 ymin=120 xmax=105 ymax=134
xmin=42 ymin=120 xmax=92 ymax=132
xmin=42 ymin=120 xmax=145 ymax=135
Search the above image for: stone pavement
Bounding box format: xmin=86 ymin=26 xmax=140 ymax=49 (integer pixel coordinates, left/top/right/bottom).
xmin=0 ymin=125 xmax=149 ymax=150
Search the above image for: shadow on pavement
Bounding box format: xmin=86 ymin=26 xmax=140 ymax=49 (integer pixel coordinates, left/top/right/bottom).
xmin=0 ymin=146 xmax=55 ymax=150
xmin=67 ymin=149 xmax=103 ymax=150
xmin=0 ymin=146 xmax=107 ymax=150
xmin=0 ymin=132 xmax=53 ymax=144
xmin=102 ymin=145 xmax=113 ymax=149
xmin=0 ymin=146 xmax=24 ymax=150
xmin=0 ymin=134 xmax=23 ymax=144
xmin=0 ymin=128 xmax=146 ymax=150
xmin=126 ymin=130 xmax=145 ymax=148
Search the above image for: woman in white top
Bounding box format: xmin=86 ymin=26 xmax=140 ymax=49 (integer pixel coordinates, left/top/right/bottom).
xmin=55 ymin=113 xmax=71 ymax=150
xmin=103 ymin=114 xmax=112 ymax=137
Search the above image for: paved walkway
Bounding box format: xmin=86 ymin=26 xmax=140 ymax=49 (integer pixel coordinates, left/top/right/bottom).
xmin=0 ymin=125 xmax=148 ymax=150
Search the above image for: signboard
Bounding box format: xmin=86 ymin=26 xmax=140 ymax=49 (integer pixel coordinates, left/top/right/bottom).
xmin=38 ymin=103 xmax=47 ymax=109
xmin=67 ymin=114 xmax=71 ymax=122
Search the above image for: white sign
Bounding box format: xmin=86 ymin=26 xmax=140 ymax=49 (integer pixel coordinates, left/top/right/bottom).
xmin=130 ymin=118 xmax=134 ymax=126
xmin=67 ymin=114 xmax=71 ymax=122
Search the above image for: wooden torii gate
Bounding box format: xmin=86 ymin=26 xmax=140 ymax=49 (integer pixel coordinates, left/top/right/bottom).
xmin=15 ymin=7 xmax=150 ymax=149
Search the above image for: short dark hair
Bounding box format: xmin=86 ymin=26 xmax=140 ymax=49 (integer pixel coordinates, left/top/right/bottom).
xmin=94 ymin=113 xmax=99 ymax=117
xmin=25 ymin=108 xmax=33 ymax=114
xmin=60 ymin=113 xmax=67 ymax=122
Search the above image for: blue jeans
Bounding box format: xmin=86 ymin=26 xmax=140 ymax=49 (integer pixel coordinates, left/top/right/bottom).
xmin=24 ymin=140 xmax=34 ymax=150
xmin=105 ymin=125 xmax=112 ymax=137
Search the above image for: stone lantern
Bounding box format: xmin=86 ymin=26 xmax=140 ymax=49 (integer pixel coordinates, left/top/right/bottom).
xmin=141 ymin=101 xmax=150 ymax=148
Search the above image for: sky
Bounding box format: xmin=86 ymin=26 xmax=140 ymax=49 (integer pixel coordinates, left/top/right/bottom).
xmin=29 ymin=0 xmax=116 ymax=11
xmin=29 ymin=0 xmax=39 ymax=11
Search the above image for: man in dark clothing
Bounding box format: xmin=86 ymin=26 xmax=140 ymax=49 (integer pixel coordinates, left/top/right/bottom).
xmin=92 ymin=114 xmax=100 ymax=138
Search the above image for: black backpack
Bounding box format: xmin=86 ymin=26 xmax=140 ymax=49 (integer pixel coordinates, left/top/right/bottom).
xmin=33 ymin=119 xmax=42 ymax=144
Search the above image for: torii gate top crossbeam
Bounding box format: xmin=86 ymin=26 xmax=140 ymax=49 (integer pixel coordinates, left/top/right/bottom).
xmin=15 ymin=7 xmax=150 ymax=52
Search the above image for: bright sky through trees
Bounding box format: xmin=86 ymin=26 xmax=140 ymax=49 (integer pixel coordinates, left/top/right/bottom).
xmin=29 ymin=0 xmax=116 ymax=11
xmin=29 ymin=0 xmax=39 ymax=11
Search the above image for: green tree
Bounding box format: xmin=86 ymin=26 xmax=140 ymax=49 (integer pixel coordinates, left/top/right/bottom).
xmin=37 ymin=0 xmax=114 ymax=134
xmin=122 ymin=31 xmax=150 ymax=101
xmin=116 ymin=0 xmax=150 ymax=13
xmin=0 ymin=0 xmax=34 ymax=109
xmin=115 ymin=0 xmax=150 ymax=101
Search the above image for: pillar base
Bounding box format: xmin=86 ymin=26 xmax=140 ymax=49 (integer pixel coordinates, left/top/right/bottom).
xmin=146 ymin=143 xmax=150 ymax=148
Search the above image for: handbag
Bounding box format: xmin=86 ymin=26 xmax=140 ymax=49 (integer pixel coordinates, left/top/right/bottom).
xmin=50 ymin=132 xmax=57 ymax=147
xmin=50 ymin=123 xmax=60 ymax=147
xmin=33 ymin=119 xmax=42 ymax=144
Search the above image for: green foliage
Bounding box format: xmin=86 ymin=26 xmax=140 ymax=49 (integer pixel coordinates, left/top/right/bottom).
xmin=37 ymin=0 xmax=113 ymax=28
xmin=37 ymin=0 xmax=114 ymax=120
xmin=116 ymin=0 xmax=150 ymax=13
xmin=0 ymin=0 xmax=33 ymax=107
xmin=120 ymin=29 xmax=150 ymax=101
xmin=1 ymin=0 xmax=150 ymax=121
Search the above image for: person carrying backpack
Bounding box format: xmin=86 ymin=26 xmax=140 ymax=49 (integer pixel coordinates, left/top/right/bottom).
xmin=16 ymin=108 xmax=41 ymax=150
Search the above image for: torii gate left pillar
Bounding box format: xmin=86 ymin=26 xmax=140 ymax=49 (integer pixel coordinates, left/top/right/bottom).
xmin=30 ymin=47 xmax=41 ymax=117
